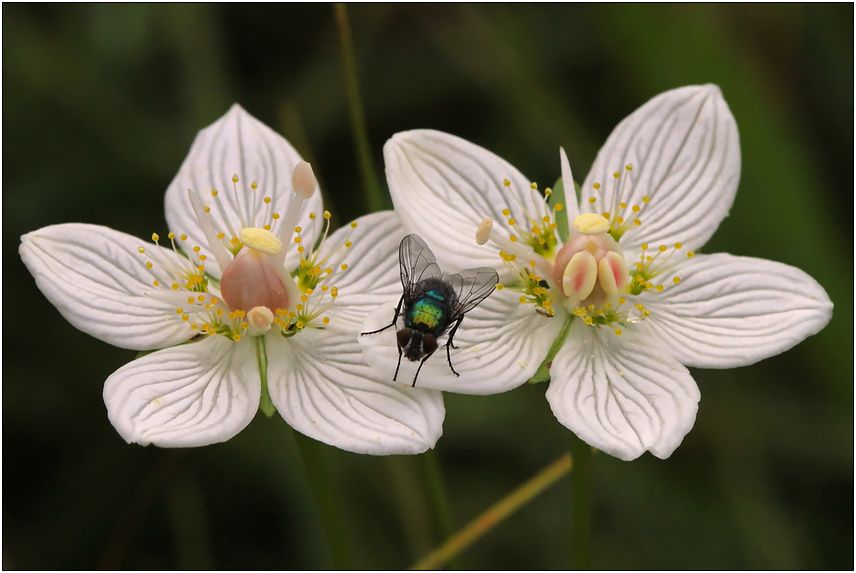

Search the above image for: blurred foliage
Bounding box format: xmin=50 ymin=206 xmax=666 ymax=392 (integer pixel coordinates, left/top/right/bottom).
xmin=3 ymin=4 xmax=852 ymax=569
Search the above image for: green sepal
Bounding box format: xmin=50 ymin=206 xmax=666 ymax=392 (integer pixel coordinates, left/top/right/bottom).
xmin=254 ymin=336 xmax=276 ymax=417
xmin=527 ymin=315 xmax=574 ymax=385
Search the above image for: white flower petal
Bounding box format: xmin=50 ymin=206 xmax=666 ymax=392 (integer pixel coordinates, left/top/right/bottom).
xmin=359 ymin=289 xmax=560 ymax=394
xmin=640 ymin=253 xmax=833 ymax=369
xmin=267 ymin=330 xmax=445 ymax=455
xmin=546 ymin=321 xmax=700 ymax=461
xmin=103 ymin=336 xmax=259 ymax=447
xmin=582 ymin=85 xmax=740 ymax=251
xmin=317 ymin=211 xmax=403 ymax=331
xmin=384 ymin=129 xmax=550 ymax=272
xmin=164 ymin=104 xmax=323 ymax=277
xmin=19 ymin=223 xmax=195 ymax=351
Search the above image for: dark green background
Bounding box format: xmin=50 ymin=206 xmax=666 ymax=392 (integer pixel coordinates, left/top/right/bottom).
xmin=4 ymin=4 xmax=853 ymax=569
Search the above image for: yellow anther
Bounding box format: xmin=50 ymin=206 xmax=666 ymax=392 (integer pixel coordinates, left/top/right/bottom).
xmin=673 ymin=276 xmax=681 ymax=284
xmin=263 ymin=196 xmax=272 ymax=204
xmin=503 ymin=178 xmax=511 ymax=187
xmin=272 ymin=213 xmax=280 ymax=220
xmin=656 ymin=284 xmax=665 ymax=292
xmin=686 ymin=251 xmax=695 ymax=258
xmin=294 ymin=236 xmax=302 ymax=244
xmin=507 ymin=217 xmax=517 ymax=226
xmin=151 ymin=233 xmax=160 ymax=242
xmin=309 ymin=212 xmax=317 ymax=220
xmin=152 ymin=280 xmax=160 ymax=287
xmin=193 ymin=245 xmax=201 ymax=253
xmin=263 ymin=224 xmax=271 ymax=231
xmin=203 ymin=206 xmax=211 ymax=214
xmin=232 ymin=174 xmax=239 ymax=183
xmin=593 ymin=182 xmax=601 ymax=190
xmin=612 ymin=171 xmax=620 ymax=179
xmin=239 ymin=227 xmax=283 ymax=255
xmin=323 ymin=210 xmax=331 ymax=220
xmin=530 ymin=182 xmax=538 ymax=190
xmin=633 ymin=219 xmax=641 ymax=226
xmin=182 ymin=314 xmax=190 ymax=322
xmin=180 ymin=234 xmax=188 ymax=241
xmin=345 ymin=241 xmax=352 ymax=248
xmin=137 ymin=247 xmax=145 ymax=253
xmin=496 ymin=284 xmax=504 ymax=291
xmin=171 ymin=282 xmax=179 ymax=290
xmin=502 ymin=208 xmax=511 ymax=217
xmin=625 ymin=164 xmax=633 ymax=171
xmin=553 ymin=203 xmax=564 ymax=212
xmin=211 ymin=190 xmax=219 ymax=197
xmin=588 ymin=197 xmax=597 ymax=204
xmin=509 ymin=235 xmax=518 ymax=242
xmin=641 ymin=243 xmax=649 ymax=250
xmin=519 ymin=295 xmax=527 ymax=304
xmin=659 ymin=245 xmax=667 ymax=252
xmin=573 ymin=213 xmax=610 ymax=235
xmin=323 ymin=317 xmax=330 ymax=325
xmin=618 ymin=297 xmax=626 ymax=304
xmin=340 ymin=263 xmax=349 ymax=271
xmin=674 ymin=242 xmax=683 ymax=249
xmin=296 ymin=321 xmax=305 ymax=329
xmin=619 ymin=202 xmax=628 ymax=209
xmin=642 ymin=195 xmax=651 ymax=204
xmin=614 ymin=328 xmax=622 ymax=336
xmin=145 ymin=261 xmax=153 ymax=269
xmin=251 ymin=182 xmax=258 ymax=190
xmin=187 ymin=296 xmax=195 ymax=304
xmin=330 ymin=287 xmax=338 ymax=298
xmin=168 ymin=232 xmax=175 ymax=240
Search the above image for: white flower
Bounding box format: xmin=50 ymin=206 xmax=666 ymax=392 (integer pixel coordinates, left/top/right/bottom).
xmin=366 ymin=85 xmax=832 ymax=460
xmin=19 ymin=104 xmax=444 ymax=455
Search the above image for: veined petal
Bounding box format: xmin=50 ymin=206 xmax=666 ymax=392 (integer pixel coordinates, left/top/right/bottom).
xmin=164 ymin=104 xmax=323 ymax=278
xmin=19 ymin=223 xmax=195 ymax=351
xmin=103 ymin=336 xmax=259 ymax=447
xmin=359 ymin=289 xmax=561 ymax=394
xmin=546 ymin=321 xmax=700 ymax=461
xmin=641 ymin=253 xmax=833 ymax=368
xmin=317 ymin=211 xmax=403 ymax=331
xmin=582 ymin=85 xmax=740 ymax=252
xmin=560 ymin=146 xmax=580 ymax=227
xmin=267 ymin=330 xmax=445 ymax=455
xmin=384 ymin=129 xmax=550 ymax=272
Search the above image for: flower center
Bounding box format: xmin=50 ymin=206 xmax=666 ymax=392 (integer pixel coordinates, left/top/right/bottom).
xmin=220 ymin=227 xmax=291 ymax=313
xmin=552 ymin=214 xmax=630 ymax=309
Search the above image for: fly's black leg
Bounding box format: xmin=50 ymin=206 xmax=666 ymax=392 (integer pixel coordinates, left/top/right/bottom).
xmin=445 ymin=317 xmax=463 ymax=377
xmin=361 ymin=294 xmax=404 ymax=336
xmin=411 ymin=349 xmax=436 ymax=388
xmin=393 ymin=344 xmax=403 ymax=382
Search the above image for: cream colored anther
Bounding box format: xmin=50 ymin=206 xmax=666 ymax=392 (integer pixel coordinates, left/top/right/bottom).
xmin=240 ymin=227 xmax=283 ymax=255
xmin=292 ymin=161 xmax=317 ymax=199
xmin=475 ymin=218 xmax=493 ymax=245
xmin=247 ymin=306 xmax=274 ymax=336
xmin=573 ymin=213 xmax=610 ymax=236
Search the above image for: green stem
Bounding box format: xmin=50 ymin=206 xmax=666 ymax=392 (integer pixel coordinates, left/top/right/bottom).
xmin=569 ymin=436 xmax=592 ymax=569
xmin=422 ymin=451 xmax=460 ymax=569
xmin=528 ymin=315 xmax=573 ymax=384
xmin=411 ymin=453 xmax=573 ymax=570
xmin=333 ymin=3 xmax=386 ymax=211
xmin=293 ymin=431 xmax=353 ymax=569
xmin=254 ymin=336 xmax=275 ymax=417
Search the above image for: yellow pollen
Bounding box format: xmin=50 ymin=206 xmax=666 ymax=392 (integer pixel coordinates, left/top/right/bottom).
xmin=145 ymin=261 xmax=153 ymax=269
xmin=263 ymin=224 xmax=271 ymax=231
xmin=502 ymin=208 xmax=511 ymax=216
xmin=673 ymin=276 xmax=681 ymax=284
xmin=612 ymin=171 xmax=620 ymax=179
xmin=625 ymin=164 xmax=633 ymax=171
xmin=345 ymin=241 xmax=352 ymax=248
xmin=180 ymin=234 xmax=188 ymax=241
xmin=675 ymin=242 xmax=683 ymax=249
xmin=168 ymin=232 xmax=175 ymax=240
xmin=309 ymin=212 xmax=317 ymax=220
xmin=251 ymin=182 xmax=258 ymax=190
xmin=323 ymin=210 xmax=331 ymax=220
xmin=642 ymin=195 xmax=651 ymax=204
xmin=137 ymin=247 xmax=145 ymax=253
xmin=659 ymin=245 xmax=667 ymax=252
xmin=340 ymin=263 xmax=348 ymax=271
xmin=503 ymin=178 xmax=511 ymax=187
xmin=294 ymin=226 xmax=302 ymax=233
xmin=239 ymin=227 xmax=283 ymax=255
xmin=330 ymin=287 xmax=338 ymax=298
xmin=323 ymin=317 xmax=330 ymax=325
xmin=588 ymin=197 xmax=597 ymax=204
xmin=193 ymin=246 xmax=201 ymax=253
xmin=152 ymin=280 xmax=159 ymax=287
xmin=530 ymin=182 xmax=538 ymax=190
xmin=211 ymin=190 xmax=218 ymax=197
xmin=593 ymin=182 xmax=601 ymax=190
xmin=263 ymin=196 xmax=272 ymax=204
xmin=175 ymin=308 xmax=183 ymax=315
xmin=687 ymin=251 xmax=695 ymax=258
xmin=187 ymin=296 xmax=195 ymax=304
xmin=203 ymin=207 xmax=211 ymax=214
xmin=151 ymin=233 xmax=159 ymax=242
xmin=641 ymin=243 xmax=649 ymax=250
xmin=272 ymin=213 xmax=280 ymax=220
xmin=232 ymin=174 xmax=239 ymax=183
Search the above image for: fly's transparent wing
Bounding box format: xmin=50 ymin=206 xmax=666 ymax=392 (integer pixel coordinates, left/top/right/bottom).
xmin=399 ymin=234 xmax=442 ymax=295
xmin=445 ymin=267 xmax=499 ymax=317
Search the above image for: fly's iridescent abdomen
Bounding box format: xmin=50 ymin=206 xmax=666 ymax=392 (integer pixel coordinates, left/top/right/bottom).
xmin=405 ymin=279 xmax=455 ymax=337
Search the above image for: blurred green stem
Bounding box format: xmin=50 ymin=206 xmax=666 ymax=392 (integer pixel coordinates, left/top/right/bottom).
xmin=569 ymin=436 xmax=592 ymax=569
xmin=422 ymin=451 xmax=460 ymax=569
xmin=293 ymin=432 xmax=353 ymax=569
xmin=412 ymin=452 xmax=573 ymax=570
xmin=333 ymin=3 xmax=385 ymax=211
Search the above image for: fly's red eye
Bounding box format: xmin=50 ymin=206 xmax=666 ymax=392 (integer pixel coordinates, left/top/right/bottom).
xmin=397 ymin=328 xmax=412 ymax=348
xmin=422 ymin=333 xmax=438 ymax=354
